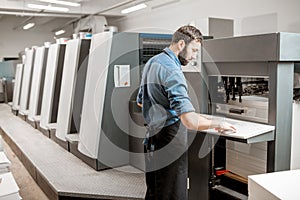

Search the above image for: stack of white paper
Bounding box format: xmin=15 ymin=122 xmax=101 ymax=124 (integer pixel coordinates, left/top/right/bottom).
xmin=0 ymin=172 xmax=21 ymax=200
xmin=201 ymin=114 xmax=273 ymax=178
xmin=0 ymin=152 xmax=10 ymax=174
xmin=291 ymin=102 xmax=300 ymax=169
xmin=226 ymin=140 xmax=267 ymax=178
xmin=248 ymin=170 xmax=300 ymax=200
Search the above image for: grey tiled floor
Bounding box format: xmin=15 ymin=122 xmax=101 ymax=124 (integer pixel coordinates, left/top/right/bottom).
xmin=3 ymin=139 xmax=49 ymax=200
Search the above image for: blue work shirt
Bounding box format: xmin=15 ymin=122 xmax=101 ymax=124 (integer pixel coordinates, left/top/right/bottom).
xmin=137 ymin=47 xmax=195 ymax=132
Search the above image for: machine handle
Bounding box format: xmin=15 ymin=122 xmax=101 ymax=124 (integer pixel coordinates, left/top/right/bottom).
xmin=229 ymin=108 xmax=244 ymax=114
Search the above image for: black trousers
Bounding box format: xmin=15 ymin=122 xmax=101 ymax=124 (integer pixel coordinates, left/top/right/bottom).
xmin=144 ymin=121 xmax=188 ymax=200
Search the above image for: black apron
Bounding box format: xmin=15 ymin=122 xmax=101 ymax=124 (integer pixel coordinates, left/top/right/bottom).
xmin=144 ymin=120 xmax=188 ymax=200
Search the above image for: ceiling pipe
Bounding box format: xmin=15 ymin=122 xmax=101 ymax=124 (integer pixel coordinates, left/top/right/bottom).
xmin=151 ymin=0 xmax=180 ymax=10
xmin=12 ymin=9 xmax=47 ymax=30
xmin=13 ymin=16 xmax=35 ymax=30
xmin=0 ymin=10 xmax=84 ymax=18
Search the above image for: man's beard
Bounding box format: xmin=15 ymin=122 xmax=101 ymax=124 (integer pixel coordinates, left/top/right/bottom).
xmin=178 ymin=47 xmax=189 ymax=66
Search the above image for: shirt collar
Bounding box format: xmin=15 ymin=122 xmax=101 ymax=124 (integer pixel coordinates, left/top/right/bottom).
xmin=163 ymin=47 xmax=181 ymax=67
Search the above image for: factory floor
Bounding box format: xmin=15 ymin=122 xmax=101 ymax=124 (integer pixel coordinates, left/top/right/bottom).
xmin=2 ymin=139 xmax=49 ymax=200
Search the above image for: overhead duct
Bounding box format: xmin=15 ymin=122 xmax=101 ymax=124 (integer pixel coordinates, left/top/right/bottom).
xmin=52 ymin=0 xmax=147 ymax=33
xmin=75 ymin=15 xmax=107 ymax=34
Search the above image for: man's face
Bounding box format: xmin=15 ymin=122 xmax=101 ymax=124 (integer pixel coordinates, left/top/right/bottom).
xmin=178 ymin=40 xmax=201 ymax=66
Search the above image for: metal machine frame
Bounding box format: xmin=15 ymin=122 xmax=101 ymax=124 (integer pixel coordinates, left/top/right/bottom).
xmin=27 ymin=46 xmax=49 ymax=128
xmin=53 ymin=38 xmax=90 ymax=150
xmin=19 ymin=48 xmax=35 ymax=119
xmin=12 ymin=64 xmax=24 ymax=115
xmin=38 ymin=43 xmax=66 ymax=137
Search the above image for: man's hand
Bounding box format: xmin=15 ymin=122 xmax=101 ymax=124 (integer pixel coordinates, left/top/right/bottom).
xmin=214 ymin=121 xmax=236 ymax=134
xmin=137 ymin=103 xmax=142 ymax=108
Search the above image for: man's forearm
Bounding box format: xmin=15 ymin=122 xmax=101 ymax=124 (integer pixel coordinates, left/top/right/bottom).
xmin=180 ymin=112 xmax=236 ymax=132
xmin=180 ymin=112 xmax=212 ymax=131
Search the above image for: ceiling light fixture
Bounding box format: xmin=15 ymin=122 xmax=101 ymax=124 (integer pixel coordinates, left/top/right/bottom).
xmin=23 ymin=22 xmax=35 ymax=30
xmin=55 ymin=29 xmax=66 ymax=35
xmin=121 ymin=3 xmax=147 ymax=14
xmin=38 ymin=0 xmax=80 ymax=7
xmin=27 ymin=3 xmax=69 ymax=12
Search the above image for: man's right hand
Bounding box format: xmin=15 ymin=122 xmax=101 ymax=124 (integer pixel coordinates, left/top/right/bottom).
xmin=214 ymin=121 xmax=236 ymax=134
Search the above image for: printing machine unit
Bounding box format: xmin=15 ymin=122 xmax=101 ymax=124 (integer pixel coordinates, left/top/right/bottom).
xmin=38 ymin=41 xmax=66 ymax=137
xmin=0 ymin=78 xmax=11 ymax=104
xmin=51 ymin=38 xmax=91 ymax=149
xmin=0 ymin=78 xmax=6 ymax=103
xmin=188 ymin=32 xmax=300 ymax=200
xmin=0 ymin=60 xmax=19 ymax=104
xmin=12 ymin=64 xmax=24 ymax=115
xmin=68 ymin=31 xmax=171 ymax=170
xmin=27 ymin=46 xmax=49 ymax=128
xmin=18 ymin=48 xmax=35 ymax=120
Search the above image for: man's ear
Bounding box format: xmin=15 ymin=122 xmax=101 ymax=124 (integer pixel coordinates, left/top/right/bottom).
xmin=178 ymin=40 xmax=186 ymax=51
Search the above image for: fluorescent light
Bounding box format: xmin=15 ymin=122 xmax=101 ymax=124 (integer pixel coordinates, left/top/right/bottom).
xmin=27 ymin=3 xmax=69 ymax=12
xmin=55 ymin=29 xmax=66 ymax=35
xmin=38 ymin=0 xmax=80 ymax=7
xmin=121 ymin=3 xmax=147 ymax=14
xmin=23 ymin=23 xmax=35 ymax=30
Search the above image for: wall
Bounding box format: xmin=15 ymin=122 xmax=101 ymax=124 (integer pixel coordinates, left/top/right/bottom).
xmin=0 ymin=15 xmax=73 ymax=61
xmin=109 ymin=0 xmax=300 ymax=35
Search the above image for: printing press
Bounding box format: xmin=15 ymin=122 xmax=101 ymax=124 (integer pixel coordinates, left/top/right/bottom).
xmin=188 ymin=32 xmax=300 ymax=199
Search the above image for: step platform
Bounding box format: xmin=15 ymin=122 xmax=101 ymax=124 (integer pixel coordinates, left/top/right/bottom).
xmin=0 ymin=104 xmax=146 ymax=200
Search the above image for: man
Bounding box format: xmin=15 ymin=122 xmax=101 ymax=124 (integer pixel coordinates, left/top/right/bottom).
xmin=137 ymin=25 xmax=236 ymax=200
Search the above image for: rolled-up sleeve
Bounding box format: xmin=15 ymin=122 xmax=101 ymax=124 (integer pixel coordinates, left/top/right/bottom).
xmin=164 ymin=70 xmax=195 ymax=116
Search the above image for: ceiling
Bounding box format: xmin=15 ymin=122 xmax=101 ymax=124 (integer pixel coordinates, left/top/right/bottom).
xmin=0 ymin=0 xmax=166 ymax=32
xmin=1 ymin=0 xmax=145 ymax=16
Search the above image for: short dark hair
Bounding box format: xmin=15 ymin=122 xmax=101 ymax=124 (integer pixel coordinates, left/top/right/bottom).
xmin=172 ymin=25 xmax=203 ymax=45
